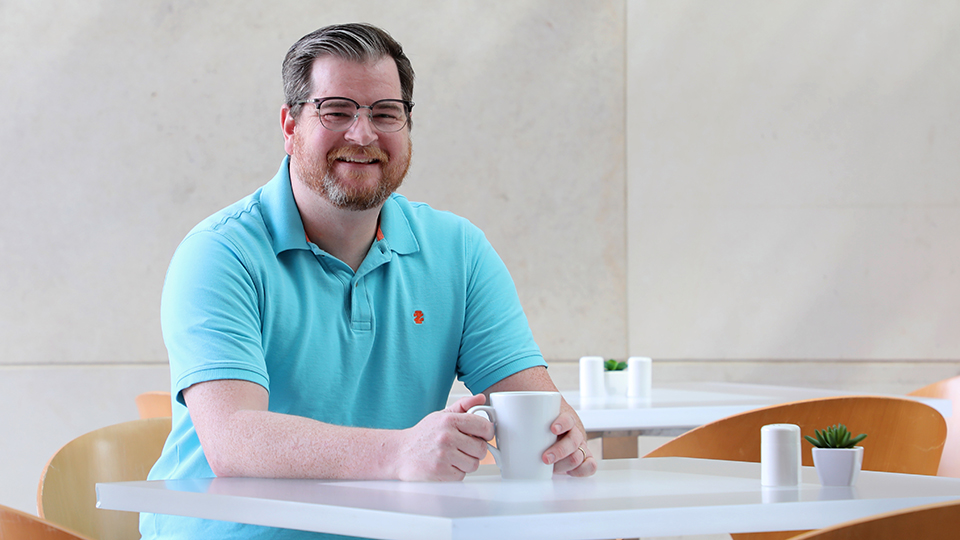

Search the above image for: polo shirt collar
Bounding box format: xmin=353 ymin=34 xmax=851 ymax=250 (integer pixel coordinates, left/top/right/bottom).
xmin=261 ymin=156 xmax=420 ymax=257
xmin=261 ymin=157 xmax=310 ymax=255
xmin=377 ymin=195 xmax=419 ymax=256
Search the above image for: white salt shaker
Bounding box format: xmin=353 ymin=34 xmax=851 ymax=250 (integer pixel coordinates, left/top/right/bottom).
xmin=579 ymin=356 xmax=605 ymax=400
xmin=760 ymin=423 xmax=802 ymax=486
xmin=627 ymin=356 xmax=652 ymax=400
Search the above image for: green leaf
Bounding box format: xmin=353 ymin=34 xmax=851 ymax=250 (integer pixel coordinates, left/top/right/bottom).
xmin=804 ymin=435 xmax=823 ymax=448
xmin=809 ymin=424 xmax=868 ymax=448
xmin=840 ymin=430 xmax=851 ymax=447
xmin=604 ymin=359 xmax=627 ymax=371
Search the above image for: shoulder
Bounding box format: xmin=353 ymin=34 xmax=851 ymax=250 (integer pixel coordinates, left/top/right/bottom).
xmin=189 ymin=189 xmax=269 ymax=244
xmin=387 ymin=193 xmax=484 ymax=241
xmin=177 ymin=188 xmax=274 ymax=257
xmin=166 ymin=188 xmax=277 ymax=284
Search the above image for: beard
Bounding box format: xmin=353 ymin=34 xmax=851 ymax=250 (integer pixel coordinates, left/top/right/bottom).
xmin=292 ymin=134 xmax=412 ymax=212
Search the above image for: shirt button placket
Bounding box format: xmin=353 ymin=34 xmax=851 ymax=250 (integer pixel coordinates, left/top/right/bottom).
xmin=350 ymin=276 xmax=372 ymax=331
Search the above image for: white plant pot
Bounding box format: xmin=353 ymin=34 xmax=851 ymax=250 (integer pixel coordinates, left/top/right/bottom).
xmin=604 ymin=370 xmax=628 ymax=397
xmin=812 ymin=447 xmax=864 ymax=486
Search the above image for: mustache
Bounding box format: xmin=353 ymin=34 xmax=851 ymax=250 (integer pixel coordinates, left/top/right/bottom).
xmin=327 ymin=146 xmax=390 ymax=164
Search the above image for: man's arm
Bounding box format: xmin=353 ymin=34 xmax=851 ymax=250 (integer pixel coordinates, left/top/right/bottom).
xmin=484 ymin=366 xmax=597 ymax=477
xmin=184 ymin=379 xmax=495 ymax=481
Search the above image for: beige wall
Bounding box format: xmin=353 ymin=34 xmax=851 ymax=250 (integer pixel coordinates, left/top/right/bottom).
xmin=627 ymin=0 xmax=960 ymax=359
xmin=1 ymin=0 xmax=958 ymax=518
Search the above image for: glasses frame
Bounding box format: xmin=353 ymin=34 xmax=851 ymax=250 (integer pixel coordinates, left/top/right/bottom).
xmin=296 ymin=96 xmax=415 ymax=133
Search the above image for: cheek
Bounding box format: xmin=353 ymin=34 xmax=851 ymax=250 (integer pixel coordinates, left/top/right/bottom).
xmin=387 ymin=137 xmax=412 ymax=164
xmin=291 ymin=124 xmax=339 ymax=156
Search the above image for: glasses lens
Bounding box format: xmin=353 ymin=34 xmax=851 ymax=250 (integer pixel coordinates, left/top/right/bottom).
xmin=370 ymin=101 xmax=408 ymax=132
xmin=318 ymin=99 xmax=358 ymax=131
xmin=315 ymin=99 xmax=409 ymax=132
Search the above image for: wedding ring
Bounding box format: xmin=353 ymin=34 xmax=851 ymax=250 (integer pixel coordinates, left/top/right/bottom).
xmin=577 ymin=446 xmax=587 ymax=462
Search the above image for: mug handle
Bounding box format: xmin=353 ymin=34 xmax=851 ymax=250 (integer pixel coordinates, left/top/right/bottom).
xmin=466 ymin=405 xmax=501 ymax=468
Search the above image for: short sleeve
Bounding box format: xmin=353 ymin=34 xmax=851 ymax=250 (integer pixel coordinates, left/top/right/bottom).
xmin=455 ymin=228 xmax=546 ymax=393
xmin=160 ymin=230 xmax=270 ymax=405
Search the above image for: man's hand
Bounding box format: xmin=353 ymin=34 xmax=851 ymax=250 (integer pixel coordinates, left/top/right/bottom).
xmin=541 ymin=408 xmax=598 ymax=477
xmin=393 ymin=394 xmax=495 ymax=481
xmin=482 ymin=366 xmax=598 ymax=478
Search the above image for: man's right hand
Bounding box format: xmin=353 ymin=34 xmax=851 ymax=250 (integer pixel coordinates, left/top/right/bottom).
xmin=393 ymin=394 xmax=494 ymax=481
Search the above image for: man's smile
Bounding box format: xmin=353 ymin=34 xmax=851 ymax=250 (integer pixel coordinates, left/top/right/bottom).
xmin=329 ymin=146 xmax=389 ymax=166
xmin=338 ymin=156 xmax=379 ymax=164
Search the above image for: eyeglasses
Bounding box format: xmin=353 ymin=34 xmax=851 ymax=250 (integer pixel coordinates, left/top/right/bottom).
xmin=296 ymin=96 xmax=414 ymax=133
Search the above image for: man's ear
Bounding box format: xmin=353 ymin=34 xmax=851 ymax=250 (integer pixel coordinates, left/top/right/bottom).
xmin=281 ymin=105 xmax=297 ymax=154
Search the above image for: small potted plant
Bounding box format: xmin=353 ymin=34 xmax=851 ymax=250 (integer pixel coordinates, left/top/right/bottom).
xmin=804 ymin=424 xmax=867 ymax=486
xmin=603 ymin=359 xmax=628 ymax=397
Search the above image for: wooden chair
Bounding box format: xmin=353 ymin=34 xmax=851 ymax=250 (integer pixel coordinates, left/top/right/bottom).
xmin=37 ymin=417 xmax=171 ymax=540
xmin=910 ymin=375 xmax=960 ymax=477
xmin=135 ymin=391 xmax=172 ymax=419
xmin=789 ymin=498 xmax=960 ymax=540
xmin=644 ymin=396 xmax=947 ymax=540
xmin=0 ymin=504 xmax=95 ymax=540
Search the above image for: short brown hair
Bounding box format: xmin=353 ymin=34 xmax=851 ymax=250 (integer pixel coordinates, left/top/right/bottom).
xmin=282 ymin=23 xmax=415 ymax=120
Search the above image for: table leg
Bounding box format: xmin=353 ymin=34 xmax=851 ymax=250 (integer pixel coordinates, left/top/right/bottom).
xmin=601 ymin=435 xmax=639 ymax=459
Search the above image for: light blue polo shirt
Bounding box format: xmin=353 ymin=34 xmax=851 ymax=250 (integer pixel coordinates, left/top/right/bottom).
xmin=142 ymin=158 xmax=545 ymax=539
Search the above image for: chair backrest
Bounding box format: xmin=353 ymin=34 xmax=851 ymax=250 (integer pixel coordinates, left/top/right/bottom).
xmin=644 ymin=395 xmax=946 ymax=475
xmin=0 ymin=504 xmax=94 ymax=540
xmin=909 ymin=375 xmax=960 ymax=477
xmin=37 ymin=417 xmax=171 ymax=540
xmin=134 ymin=391 xmax=172 ymax=419
xmin=789 ymin=498 xmax=960 ymax=540
xmin=645 ymin=396 xmax=948 ymax=540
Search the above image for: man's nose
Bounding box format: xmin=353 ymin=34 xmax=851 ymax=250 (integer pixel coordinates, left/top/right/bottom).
xmin=343 ymin=112 xmax=378 ymax=146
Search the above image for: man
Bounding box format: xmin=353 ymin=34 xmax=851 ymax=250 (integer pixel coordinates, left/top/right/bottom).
xmin=143 ymin=22 xmax=596 ymax=539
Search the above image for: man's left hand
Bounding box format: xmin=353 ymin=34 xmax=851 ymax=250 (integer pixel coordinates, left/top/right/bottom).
xmin=542 ymin=409 xmax=597 ymax=477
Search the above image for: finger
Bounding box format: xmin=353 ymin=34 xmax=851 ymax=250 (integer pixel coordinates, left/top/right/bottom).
xmin=438 ymin=426 xmax=488 ymax=474
xmin=444 ymin=449 xmax=480 ymax=476
xmin=453 ymin=411 xmax=496 ymax=441
xmin=552 ymin=439 xmax=591 ymax=474
xmin=456 ymin=430 xmax=491 ymax=461
xmin=445 ymin=393 xmax=486 ymax=414
xmin=542 ymin=428 xmax=583 ymax=466
xmin=550 ymin=410 xmax=576 ymax=437
xmin=420 ymin=425 xmax=487 ymax=480
xmin=566 ymin=448 xmax=599 ymax=477
xmin=430 ymin=462 xmax=469 ymax=482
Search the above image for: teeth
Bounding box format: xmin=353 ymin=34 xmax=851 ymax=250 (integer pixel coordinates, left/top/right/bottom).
xmin=341 ymin=157 xmax=376 ymax=164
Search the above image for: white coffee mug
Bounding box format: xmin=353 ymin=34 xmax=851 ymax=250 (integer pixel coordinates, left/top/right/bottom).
xmin=467 ymin=391 xmax=561 ymax=481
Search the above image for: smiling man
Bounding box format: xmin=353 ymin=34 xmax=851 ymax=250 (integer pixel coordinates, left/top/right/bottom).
xmin=143 ymin=23 xmax=595 ymax=540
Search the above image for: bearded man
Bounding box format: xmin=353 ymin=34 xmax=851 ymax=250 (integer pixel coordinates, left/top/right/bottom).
xmin=143 ymin=23 xmax=595 ymax=540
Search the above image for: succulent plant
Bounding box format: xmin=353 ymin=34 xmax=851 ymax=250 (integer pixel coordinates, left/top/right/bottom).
xmin=604 ymin=359 xmax=627 ymax=371
xmin=804 ymin=424 xmax=867 ymax=449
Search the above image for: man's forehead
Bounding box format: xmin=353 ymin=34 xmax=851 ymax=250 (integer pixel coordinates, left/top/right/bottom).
xmin=308 ymin=55 xmax=401 ymax=96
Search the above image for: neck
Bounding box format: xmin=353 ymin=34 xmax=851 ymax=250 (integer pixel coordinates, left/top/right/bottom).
xmin=292 ymin=181 xmax=381 ymax=272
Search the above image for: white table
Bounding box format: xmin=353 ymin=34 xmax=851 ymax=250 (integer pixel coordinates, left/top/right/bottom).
xmin=97 ymin=457 xmax=960 ymax=540
xmin=564 ymin=382 xmax=952 ymax=458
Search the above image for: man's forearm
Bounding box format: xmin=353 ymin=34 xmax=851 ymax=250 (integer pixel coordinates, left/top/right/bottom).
xmin=200 ymin=408 xmax=401 ymax=479
xmin=185 ymin=379 xmax=495 ymax=481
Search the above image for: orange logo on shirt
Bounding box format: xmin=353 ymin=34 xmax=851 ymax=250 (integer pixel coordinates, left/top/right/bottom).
xmin=413 ymin=310 xmax=425 ymax=325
